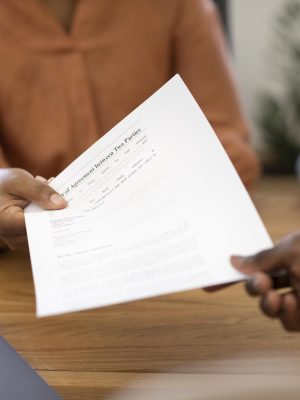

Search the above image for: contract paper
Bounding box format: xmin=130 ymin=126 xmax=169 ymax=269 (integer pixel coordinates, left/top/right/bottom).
xmin=25 ymin=75 xmax=272 ymax=317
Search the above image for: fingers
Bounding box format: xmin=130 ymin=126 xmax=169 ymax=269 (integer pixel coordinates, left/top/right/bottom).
xmin=229 ymin=234 xmax=300 ymax=331
xmin=245 ymin=272 xmax=273 ymax=296
xmin=0 ymin=168 xmax=66 ymax=250
xmin=35 ymin=175 xmax=48 ymax=184
xmin=0 ymin=168 xmax=66 ymax=210
xmin=231 ymin=232 xmax=300 ymax=278
xmin=231 ymin=249 xmax=282 ymax=274
xmin=0 ymin=206 xmax=28 ymax=250
xmin=246 ymin=269 xmax=300 ymax=331
xmin=231 ymin=247 xmax=292 ymax=275
xmin=35 ymin=175 xmax=55 ymax=184
xmin=280 ymin=293 xmax=300 ymax=331
xmin=229 ymin=149 xmax=257 ymax=179
xmin=257 ymin=290 xmax=300 ymax=331
xmin=290 ymin=262 xmax=300 ymax=292
xmin=245 ymin=269 xmax=291 ymax=297
xmin=2 ymin=234 xmax=28 ymax=250
xmin=260 ymin=290 xmax=282 ymax=318
xmin=257 ymin=289 xmax=299 ymax=326
xmin=0 ymin=205 xmax=27 ymax=237
xmin=0 ymin=205 xmax=28 ymax=250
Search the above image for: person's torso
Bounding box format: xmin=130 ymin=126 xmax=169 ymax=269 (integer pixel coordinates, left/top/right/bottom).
xmin=0 ymin=0 xmax=179 ymax=176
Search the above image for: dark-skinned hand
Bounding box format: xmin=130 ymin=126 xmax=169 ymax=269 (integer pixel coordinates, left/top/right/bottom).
xmin=231 ymin=231 xmax=300 ymax=332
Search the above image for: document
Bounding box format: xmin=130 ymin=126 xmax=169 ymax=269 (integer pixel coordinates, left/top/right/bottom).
xmin=25 ymin=75 xmax=272 ymax=317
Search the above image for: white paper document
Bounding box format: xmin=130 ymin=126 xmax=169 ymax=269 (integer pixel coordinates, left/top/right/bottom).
xmin=25 ymin=75 xmax=272 ymax=317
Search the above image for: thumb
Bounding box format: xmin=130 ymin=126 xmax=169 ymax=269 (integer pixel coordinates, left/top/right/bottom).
xmin=230 ymin=245 xmax=289 ymax=275
xmin=3 ymin=168 xmax=67 ymax=210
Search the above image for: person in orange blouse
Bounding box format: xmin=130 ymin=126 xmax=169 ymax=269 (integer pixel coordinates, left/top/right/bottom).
xmin=0 ymin=0 xmax=259 ymax=249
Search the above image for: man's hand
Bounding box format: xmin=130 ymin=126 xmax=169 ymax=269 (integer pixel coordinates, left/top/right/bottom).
xmin=220 ymin=134 xmax=260 ymax=189
xmin=231 ymin=232 xmax=300 ymax=331
xmin=0 ymin=168 xmax=67 ymax=250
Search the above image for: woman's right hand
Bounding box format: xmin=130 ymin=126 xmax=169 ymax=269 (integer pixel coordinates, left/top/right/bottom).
xmin=0 ymin=168 xmax=67 ymax=249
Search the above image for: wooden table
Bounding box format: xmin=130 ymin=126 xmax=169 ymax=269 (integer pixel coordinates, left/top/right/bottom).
xmin=0 ymin=177 xmax=300 ymax=399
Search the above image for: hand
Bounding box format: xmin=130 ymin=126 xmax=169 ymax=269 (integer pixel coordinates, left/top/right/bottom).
xmin=220 ymin=134 xmax=260 ymax=189
xmin=0 ymin=168 xmax=67 ymax=250
xmin=231 ymin=232 xmax=300 ymax=331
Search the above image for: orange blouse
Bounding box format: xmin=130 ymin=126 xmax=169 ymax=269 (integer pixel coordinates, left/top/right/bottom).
xmin=0 ymin=0 xmax=252 ymax=178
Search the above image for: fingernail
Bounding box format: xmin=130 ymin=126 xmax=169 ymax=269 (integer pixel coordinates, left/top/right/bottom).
xmin=50 ymin=193 xmax=66 ymax=206
xmin=35 ymin=175 xmax=47 ymax=183
xmin=245 ymin=276 xmax=260 ymax=295
xmin=231 ymin=255 xmax=245 ymax=267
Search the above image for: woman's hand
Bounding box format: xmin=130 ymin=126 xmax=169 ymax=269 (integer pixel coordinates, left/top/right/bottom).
xmin=220 ymin=134 xmax=260 ymax=189
xmin=0 ymin=168 xmax=67 ymax=249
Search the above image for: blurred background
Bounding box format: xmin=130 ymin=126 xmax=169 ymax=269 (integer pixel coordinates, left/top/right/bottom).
xmin=214 ymin=0 xmax=300 ymax=175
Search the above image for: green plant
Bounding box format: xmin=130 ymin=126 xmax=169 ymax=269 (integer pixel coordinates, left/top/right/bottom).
xmin=258 ymin=0 xmax=300 ymax=173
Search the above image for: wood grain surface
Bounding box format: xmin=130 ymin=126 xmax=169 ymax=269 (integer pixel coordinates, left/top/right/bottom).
xmin=0 ymin=177 xmax=299 ymax=399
